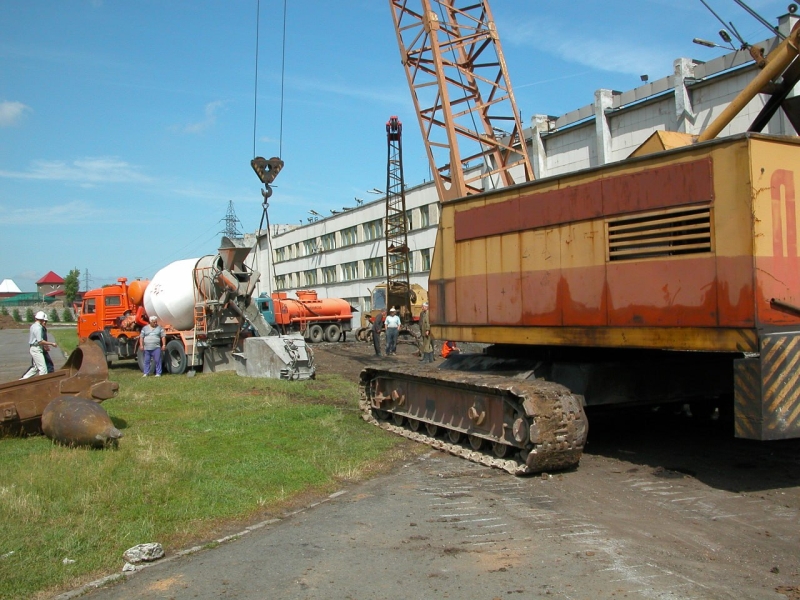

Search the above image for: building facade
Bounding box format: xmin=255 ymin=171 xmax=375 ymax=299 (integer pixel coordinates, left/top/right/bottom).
xmin=249 ymin=12 xmax=798 ymax=330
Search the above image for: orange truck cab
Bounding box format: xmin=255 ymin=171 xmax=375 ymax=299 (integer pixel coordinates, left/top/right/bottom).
xmin=77 ymin=278 xmax=149 ymax=364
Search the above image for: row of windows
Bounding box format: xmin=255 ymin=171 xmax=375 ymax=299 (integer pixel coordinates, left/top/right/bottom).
xmin=275 ymin=249 xmax=431 ymax=289
xmin=274 ymin=204 xmax=436 ymax=262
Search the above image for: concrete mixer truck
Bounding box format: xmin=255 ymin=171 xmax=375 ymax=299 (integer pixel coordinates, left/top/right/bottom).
xmin=77 ymin=237 xmax=315 ymax=379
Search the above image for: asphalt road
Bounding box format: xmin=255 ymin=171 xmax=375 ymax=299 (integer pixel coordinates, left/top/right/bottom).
xmin=76 ymin=413 xmax=800 ymax=600
xmin=0 ymin=327 xmax=67 ymax=383
xmin=4 ymin=331 xmax=796 ymax=599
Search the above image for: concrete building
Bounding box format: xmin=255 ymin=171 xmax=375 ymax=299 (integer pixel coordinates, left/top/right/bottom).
xmin=249 ymin=11 xmax=798 ymax=330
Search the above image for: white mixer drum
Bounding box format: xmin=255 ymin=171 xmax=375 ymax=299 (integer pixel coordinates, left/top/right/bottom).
xmin=144 ymin=258 xmax=201 ymax=331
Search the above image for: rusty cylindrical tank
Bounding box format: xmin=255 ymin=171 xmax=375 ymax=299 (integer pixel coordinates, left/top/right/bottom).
xmin=273 ymin=291 xmax=354 ymax=325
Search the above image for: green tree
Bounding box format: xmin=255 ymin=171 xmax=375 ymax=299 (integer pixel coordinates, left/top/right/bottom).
xmin=63 ymin=268 xmax=81 ymax=306
xmin=25 ymin=308 xmax=35 ymax=322
xmin=12 ymin=308 xmax=21 ymax=322
xmin=0 ymin=306 xmax=8 ymax=317
xmin=61 ymin=308 xmax=73 ymax=322
xmin=49 ymin=308 xmax=60 ymax=323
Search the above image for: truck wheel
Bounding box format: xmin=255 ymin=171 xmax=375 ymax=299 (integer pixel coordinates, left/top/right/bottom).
xmin=164 ymin=340 xmax=187 ymax=375
xmin=354 ymin=327 xmax=365 ymax=342
xmin=324 ymin=324 xmax=341 ymax=343
xmin=309 ymin=324 xmax=324 ymax=344
xmin=94 ymin=338 xmax=112 ymax=368
xmin=136 ymin=349 xmax=145 ymax=373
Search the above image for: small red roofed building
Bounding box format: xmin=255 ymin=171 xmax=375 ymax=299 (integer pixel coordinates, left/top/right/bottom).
xmin=36 ymin=271 xmax=64 ymax=298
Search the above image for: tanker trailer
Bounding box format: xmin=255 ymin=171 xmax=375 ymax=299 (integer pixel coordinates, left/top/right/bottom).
xmin=144 ymin=237 xmax=315 ymax=379
xmin=258 ymin=290 xmax=357 ymax=343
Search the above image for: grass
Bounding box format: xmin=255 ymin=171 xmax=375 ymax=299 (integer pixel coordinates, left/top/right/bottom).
xmin=0 ymin=331 xmax=411 ymax=599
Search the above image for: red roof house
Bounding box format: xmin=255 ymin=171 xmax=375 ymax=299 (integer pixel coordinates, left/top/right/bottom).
xmin=36 ymin=271 xmax=64 ymax=297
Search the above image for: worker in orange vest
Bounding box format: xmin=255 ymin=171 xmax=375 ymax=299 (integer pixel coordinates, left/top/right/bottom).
xmin=441 ymin=340 xmax=460 ymax=358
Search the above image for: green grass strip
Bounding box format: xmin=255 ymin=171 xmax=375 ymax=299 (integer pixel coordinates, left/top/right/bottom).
xmin=0 ymin=353 xmax=406 ymax=599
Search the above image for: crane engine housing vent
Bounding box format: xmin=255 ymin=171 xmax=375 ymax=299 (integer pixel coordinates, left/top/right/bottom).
xmin=606 ymin=205 xmax=712 ymax=262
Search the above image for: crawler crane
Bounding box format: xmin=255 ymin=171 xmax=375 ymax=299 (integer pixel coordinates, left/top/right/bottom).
xmin=359 ymin=0 xmax=800 ymax=474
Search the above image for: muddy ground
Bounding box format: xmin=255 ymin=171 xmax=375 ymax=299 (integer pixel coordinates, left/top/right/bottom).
xmin=73 ymin=335 xmax=800 ymax=600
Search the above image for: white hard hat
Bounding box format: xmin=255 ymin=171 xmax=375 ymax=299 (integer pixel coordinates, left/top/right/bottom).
xmin=35 ymin=311 xmax=48 ymax=321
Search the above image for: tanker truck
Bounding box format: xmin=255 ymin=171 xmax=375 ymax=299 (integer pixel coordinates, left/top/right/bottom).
xmin=78 ymin=237 xmax=315 ymax=379
xmin=257 ymin=290 xmax=356 ymax=343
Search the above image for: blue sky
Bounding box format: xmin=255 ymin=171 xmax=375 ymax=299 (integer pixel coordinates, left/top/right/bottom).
xmin=0 ymin=0 xmax=791 ymax=291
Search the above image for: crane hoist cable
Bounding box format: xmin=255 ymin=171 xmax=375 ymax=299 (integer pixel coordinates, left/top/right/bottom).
xmin=250 ymin=0 xmax=288 ymax=292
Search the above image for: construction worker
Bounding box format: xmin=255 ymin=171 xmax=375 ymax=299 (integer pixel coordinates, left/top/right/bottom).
xmin=419 ymin=302 xmax=434 ymax=363
xmin=372 ymin=309 xmax=386 ymax=356
xmin=20 ymin=311 xmax=57 ymax=379
xmin=385 ymin=307 xmax=401 ymax=355
xmin=441 ymin=340 xmax=460 ymax=358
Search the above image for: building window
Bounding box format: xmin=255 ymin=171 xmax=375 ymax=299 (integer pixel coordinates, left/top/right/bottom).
xmin=406 ymin=209 xmax=414 ymax=231
xmin=275 ymin=247 xmax=287 ymax=262
xmin=322 ymin=266 xmax=337 ymax=283
xmin=364 ymin=219 xmax=383 ymax=241
xmin=364 ymin=257 xmax=384 ymax=278
xmin=304 ymin=269 xmax=318 ymax=286
xmin=321 ymin=233 xmax=336 ymax=251
xmin=276 ymin=275 xmax=287 ymax=289
xmin=420 ymin=248 xmax=431 ymax=271
xmin=304 ymin=239 xmax=317 ymax=256
xmin=341 ymin=261 xmax=358 ymax=281
xmin=363 ymin=295 xmax=372 ymax=312
xmin=420 ymin=205 xmax=430 ymax=228
xmin=341 ymin=226 xmax=357 ymax=246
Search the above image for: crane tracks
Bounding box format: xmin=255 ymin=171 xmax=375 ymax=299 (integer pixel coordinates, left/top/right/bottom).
xmin=359 ymin=365 xmax=588 ymax=475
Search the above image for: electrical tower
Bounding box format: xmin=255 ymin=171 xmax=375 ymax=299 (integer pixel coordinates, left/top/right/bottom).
xmin=384 ymin=116 xmax=413 ymax=322
xmin=221 ymin=200 xmax=243 ymax=239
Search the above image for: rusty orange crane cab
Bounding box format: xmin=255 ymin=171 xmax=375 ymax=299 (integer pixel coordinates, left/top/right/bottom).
xmin=358 ymin=0 xmax=800 ymax=475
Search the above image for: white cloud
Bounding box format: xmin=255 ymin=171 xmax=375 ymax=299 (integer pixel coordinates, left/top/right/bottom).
xmin=0 ymin=157 xmax=152 ymax=184
xmin=0 ymin=101 xmax=33 ymax=126
xmin=175 ymin=100 xmax=226 ymax=134
xmin=501 ymin=19 xmax=676 ymax=77
xmin=0 ymin=200 xmax=103 ymax=225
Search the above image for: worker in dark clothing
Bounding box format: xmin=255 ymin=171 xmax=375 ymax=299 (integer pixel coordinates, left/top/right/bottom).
xmin=372 ymin=310 xmax=386 ymax=356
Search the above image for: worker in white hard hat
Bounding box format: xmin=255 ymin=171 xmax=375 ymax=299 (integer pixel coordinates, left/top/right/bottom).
xmin=385 ymin=307 xmax=401 ymax=355
xmin=20 ymin=311 xmax=58 ymax=379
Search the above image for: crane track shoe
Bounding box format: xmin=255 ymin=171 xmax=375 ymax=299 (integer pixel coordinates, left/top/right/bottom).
xmin=359 ymin=365 xmax=587 ymax=475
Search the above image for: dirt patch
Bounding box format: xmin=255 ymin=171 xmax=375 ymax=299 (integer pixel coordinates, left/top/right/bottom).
xmin=311 ymin=335 xmax=439 ymax=382
xmin=0 ymin=314 xmax=26 ymax=330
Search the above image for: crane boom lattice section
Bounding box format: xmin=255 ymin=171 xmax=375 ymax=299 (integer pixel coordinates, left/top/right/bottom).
xmin=389 ymin=0 xmax=533 ymax=202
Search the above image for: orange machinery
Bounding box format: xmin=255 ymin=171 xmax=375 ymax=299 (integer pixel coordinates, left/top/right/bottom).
xmin=429 ymin=133 xmax=800 ymax=442
xmin=358 ymin=1 xmax=800 ymax=475
xmin=77 ymin=277 xmax=149 ymax=364
xmin=258 ymin=290 xmax=356 ymax=343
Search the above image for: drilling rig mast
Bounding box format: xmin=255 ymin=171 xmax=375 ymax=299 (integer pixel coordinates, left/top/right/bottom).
xmin=384 ymin=116 xmax=413 ymax=322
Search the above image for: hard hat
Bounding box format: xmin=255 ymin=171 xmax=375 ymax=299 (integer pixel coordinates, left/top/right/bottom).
xmin=389 ymin=307 xmax=396 ymax=312
xmin=35 ymin=311 xmax=48 ymax=321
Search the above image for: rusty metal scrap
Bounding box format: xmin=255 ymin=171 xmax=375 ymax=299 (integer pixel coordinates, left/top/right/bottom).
xmin=0 ymin=342 xmax=119 ymax=437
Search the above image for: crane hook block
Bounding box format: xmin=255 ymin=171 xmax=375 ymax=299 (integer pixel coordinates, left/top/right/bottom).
xmin=251 ymin=156 xmax=284 ymax=185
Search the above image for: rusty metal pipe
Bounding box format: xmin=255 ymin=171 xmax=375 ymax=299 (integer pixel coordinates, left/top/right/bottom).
xmin=697 ymin=23 xmax=800 ymax=142
xmin=770 ymin=297 xmax=800 ymax=316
